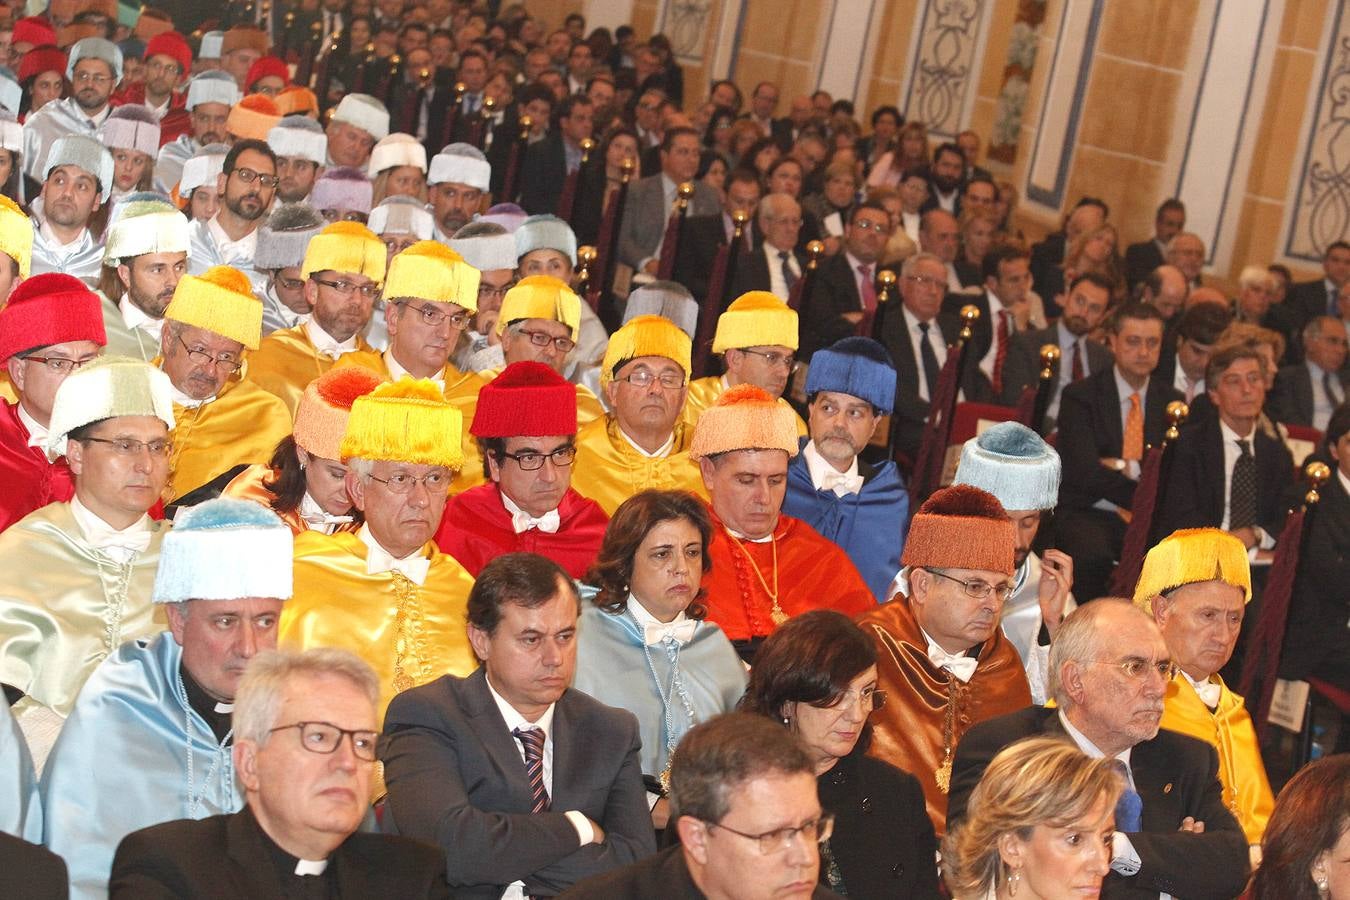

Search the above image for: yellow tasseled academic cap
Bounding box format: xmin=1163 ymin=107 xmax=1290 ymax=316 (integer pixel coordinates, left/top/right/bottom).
xmin=689 ymin=384 xmax=800 ymax=460
xmin=494 ymin=275 xmax=580 ymax=341
xmin=713 ymin=291 xmax=799 ymax=353
xmin=339 ymin=376 xmax=464 ymax=469
xmin=1133 ymin=528 xmax=1253 ymax=611
xmin=301 ymin=220 xmax=387 ymax=283
xmin=0 ymin=194 xmax=32 ymax=278
xmin=383 ymin=240 xmax=480 ymax=312
xmin=601 ymin=314 xmax=691 ymax=388
xmin=164 ymin=265 xmax=263 ymax=349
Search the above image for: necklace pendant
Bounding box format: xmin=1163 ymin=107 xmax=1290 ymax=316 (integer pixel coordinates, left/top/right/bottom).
xmin=935 ymin=757 xmax=952 ymax=794
xmin=770 ymin=603 xmax=788 ymax=626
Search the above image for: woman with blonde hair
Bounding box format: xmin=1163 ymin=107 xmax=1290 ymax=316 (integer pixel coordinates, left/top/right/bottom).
xmin=942 ymin=736 xmax=1122 ymax=900
xmin=868 ymin=120 xmax=929 ymax=188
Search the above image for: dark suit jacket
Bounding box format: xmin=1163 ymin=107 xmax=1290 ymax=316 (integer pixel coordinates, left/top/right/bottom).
xmin=878 ymin=304 xmax=966 ymax=462
xmin=519 ymin=132 xmax=570 ymax=216
xmin=1282 ymin=470 xmax=1350 ymax=682
xmin=1057 ymin=368 xmax=1182 ymax=512
xmin=771 ymin=117 xmax=798 ymax=152
xmin=109 ymin=807 xmax=449 ymax=899
xmin=998 ymin=324 xmax=1112 ymax=408
xmin=1154 ymin=413 xmax=1294 ymax=540
xmin=560 ymin=844 xmax=844 ymax=899
xmin=727 ymin=244 xmax=804 ymax=305
xmin=1124 ymin=239 xmax=1164 ymax=290
xmin=801 ymin=252 xmax=867 ymax=360
xmin=1288 ymin=278 xmax=1338 ymax=331
xmin=672 ymin=213 xmax=731 ymax=305
xmin=0 ymin=832 xmax=66 ymax=900
xmin=1269 ymin=362 xmax=1350 ymax=428
xmin=947 ymin=707 xmax=1250 ymax=900
xmin=381 ymin=667 xmax=656 ymax=899
xmin=1029 ymin=233 xmax=1066 ymax=307
xmin=618 ymin=175 xmax=721 ymax=271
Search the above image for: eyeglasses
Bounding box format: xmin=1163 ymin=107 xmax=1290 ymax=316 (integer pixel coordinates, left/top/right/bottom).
xmin=923 ymin=568 xmax=1013 ymax=602
xmin=496 ymin=446 xmax=577 ymax=470
xmin=852 ymin=219 xmax=891 ymax=234
xmin=231 ymin=167 xmax=281 ymax=188
xmin=268 ymin=721 xmax=378 ymax=762
xmin=176 ymin=335 xmax=242 ymax=372
xmin=367 ymin=469 xmax=451 ymax=494
xmin=705 ymin=813 xmax=835 ymax=855
xmin=905 ymin=274 xmax=946 ymax=290
xmin=21 ymin=354 xmax=95 ymax=374
xmin=320 ymin=209 xmax=371 ymax=224
xmin=516 ymin=328 xmax=576 ymax=354
xmin=81 ymin=436 xmax=173 ymax=456
xmin=736 ymin=347 xmax=798 ymax=372
xmin=478 ymin=282 xmax=515 ymax=300
xmin=615 ymin=369 xmax=686 ymax=390
xmin=1090 ymin=659 xmax=1179 ymax=682
xmin=817 ymin=686 xmax=887 ymax=712
xmin=397 ymin=301 xmax=471 ymax=329
xmin=72 ymin=71 xmax=113 ymax=85
xmin=275 ymin=274 xmax=306 ymax=292
xmin=315 ymin=278 xmax=382 ymax=299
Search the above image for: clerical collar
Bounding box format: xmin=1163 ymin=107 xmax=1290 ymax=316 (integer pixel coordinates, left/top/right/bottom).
xmin=304 ymin=319 xmax=358 ymax=359
xmin=16 ymin=402 xmax=47 ymax=449
xmin=1057 ymin=708 xmax=1133 ymax=774
xmin=180 ymin=661 xmax=233 ymax=744
xmin=384 ymin=349 xmax=445 ymax=388
xmin=618 ymin=426 xmax=674 ymax=459
xmin=253 ymin=806 xmax=332 ymax=882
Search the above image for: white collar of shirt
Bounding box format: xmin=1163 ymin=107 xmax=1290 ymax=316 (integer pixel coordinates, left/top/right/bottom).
xmin=501 ymin=490 xmax=561 ymax=534
xmin=1057 ymin=708 xmax=1133 ymax=777
xmin=119 ymin=296 xmax=165 ymax=340
xmin=385 ymin=350 xmax=444 ymax=388
xmin=16 ymin=403 xmax=47 ymax=449
xmin=1181 ymin=670 xmax=1221 ymax=708
xmin=803 ymin=439 xmax=862 ymax=496
xmin=1218 ymin=416 xmax=1254 ymax=446
xmin=485 ymin=672 xmax=556 ymax=739
xmin=1339 ymin=467 xmax=1350 ymax=497
xmin=618 ymin=426 xmax=674 ymax=459
xmin=38 ymin=217 xmax=89 ymax=250
xmin=207 ymin=214 xmax=258 ymax=260
xmin=70 ymin=495 xmax=152 ymax=561
xmin=169 ymin=382 xmax=215 ymax=409
xmin=1173 ymin=362 xmax=1202 ymax=398
xmin=919 ymin=627 xmax=978 ymax=682
xmin=725 ymin=524 xmax=775 ymax=544
xmin=357 ymin=523 xmax=430 ymax=584
xmin=305 ymin=319 xmax=358 ymax=359
xmin=1113 ymin=366 xmax=1146 ymax=409
xmin=299 ymin=491 xmax=352 ymax=532
xmin=660 ymin=173 xmax=677 ymax=203
xmin=628 ymin=595 xmax=696 ymax=646
xmin=294 ymin=858 xmax=328 ymax=876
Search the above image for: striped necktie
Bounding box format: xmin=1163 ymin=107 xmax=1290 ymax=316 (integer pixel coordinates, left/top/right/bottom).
xmin=514 ymin=727 xmax=550 ymax=813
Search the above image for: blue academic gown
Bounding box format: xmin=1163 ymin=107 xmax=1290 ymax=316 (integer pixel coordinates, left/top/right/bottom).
xmin=40 ymin=632 xmax=242 ymax=900
xmin=0 ymin=698 xmax=40 ymax=842
xmin=782 ymin=441 xmax=910 ymax=602
xmin=573 ymin=602 xmax=747 ymax=780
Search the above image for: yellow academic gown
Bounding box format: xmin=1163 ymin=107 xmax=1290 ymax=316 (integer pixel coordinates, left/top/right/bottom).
xmin=335 ymin=350 xmax=488 ymax=494
xmin=279 ymin=530 xmax=478 ymax=723
xmin=478 ymin=365 xmax=605 ymax=428
xmin=246 ymin=324 xmax=376 ymax=416
xmin=571 ymin=415 xmax=709 ymax=516
xmin=165 ymin=375 xmax=294 ymax=503
xmin=682 ymin=376 xmax=808 ymax=435
xmin=1160 ymin=674 xmax=1275 ymax=845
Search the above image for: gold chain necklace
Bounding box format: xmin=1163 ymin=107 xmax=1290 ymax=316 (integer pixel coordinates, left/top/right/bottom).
xmin=725 ymin=527 xmax=787 ymax=625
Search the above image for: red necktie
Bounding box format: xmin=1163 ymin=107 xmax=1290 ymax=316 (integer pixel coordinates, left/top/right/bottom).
xmin=1071 ymin=339 xmax=1085 ymax=381
xmin=993 ymin=310 xmax=1011 ymax=395
xmin=858 ymin=264 xmax=876 ymax=312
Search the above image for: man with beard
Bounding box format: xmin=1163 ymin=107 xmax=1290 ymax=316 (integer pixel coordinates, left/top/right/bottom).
xmin=97 ymin=198 xmax=190 ymax=361
xmin=266 ymin=115 xmax=326 ymax=204
xmin=427 ymin=144 xmax=490 ymax=243
xmin=247 ymin=222 xmax=385 ymax=414
xmin=782 ymin=337 xmax=907 ymax=602
xmin=920 ymin=142 xmax=967 ymax=216
xmin=153 ymin=71 xmax=240 ymax=196
xmin=187 ymin=139 xmax=277 ymax=296
xmin=252 ymin=203 xmax=326 ymax=335
xmin=155 ymin=266 xmax=291 ymax=508
xmin=948 ymin=599 xmax=1250 ymax=899
xmin=29 ymin=134 xmax=112 ymax=285
xmin=22 ymin=38 xmax=121 ymax=185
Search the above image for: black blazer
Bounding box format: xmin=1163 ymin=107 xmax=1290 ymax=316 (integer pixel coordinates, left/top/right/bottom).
xmin=1124 ymin=239 xmax=1164 ymax=290
xmin=947 ymin=707 xmax=1250 ymax=900
xmin=998 ymin=325 xmax=1112 ymax=408
xmin=1154 ymin=413 xmax=1294 ymax=541
xmin=1288 ymin=278 xmax=1337 ymax=330
xmin=878 ymin=303 xmax=967 ymax=462
xmin=559 ymin=844 xmax=844 ymax=899
xmin=672 ymin=214 xmax=732 ymax=307
xmin=1056 ymin=368 xmax=1181 ymax=512
xmin=0 ymin=832 xmax=66 ymax=900
xmin=727 ymin=244 xmax=804 ymax=303
xmin=1282 ymin=470 xmax=1350 ymax=682
xmin=519 ymin=132 xmax=570 ymax=216
xmin=1268 ymin=362 xmax=1350 ymax=428
xmin=801 ymin=252 xmax=866 ymax=360
xmin=109 ymin=807 xmax=449 ymax=899
xmin=381 ymin=667 xmax=656 ymax=900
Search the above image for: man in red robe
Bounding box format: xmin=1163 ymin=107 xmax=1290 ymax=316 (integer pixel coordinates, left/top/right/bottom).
xmin=691 ymin=384 xmax=873 ymax=662
xmin=435 ymin=361 xmax=609 ymax=578
xmin=0 ymin=274 xmax=106 ymax=532
xmin=857 ymin=484 xmax=1033 ymax=835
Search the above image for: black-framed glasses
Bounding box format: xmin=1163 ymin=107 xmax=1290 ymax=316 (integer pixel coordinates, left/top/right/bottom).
xmin=816 ymin=686 xmax=887 ymax=712
xmin=516 ymin=328 xmax=576 ymax=353
xmin=21 ymin=354 xmax=96 ymax=374
xmin=315 ymin=278 xmax=382 ymax=299
xmin=81 ymin=436 xmax=173 ymax=456
xmin=397 ymin=301 xmax=471 ymax=329
xmin=614 ymin=369 xmax=686 ymax=390
xmin=231 ymin=167 xmax=281 ymax=188
xmin=736 ymin=347 xmax=798 ymax=372
xmin=368 ymin=470 xmax=451 ymax=494
xmin=496 ymin=446 xmax=577 ymax=471
xmin=177 ymin=335 xmax=242 ymax=373
xmin=478 ymin=281 xmax=515 ymax=300
xmin=705 ymin=813 xmax=835 ymax=855
xmin=1090 ymin=659 xmax=1179 ymax=682
xmin=268 ymin=721 xmax=378 ymax=761
xmin=923 ymin=568 xmax=1013 ymax=602
xmin=275 ymin=274 xmax=306 ymax=292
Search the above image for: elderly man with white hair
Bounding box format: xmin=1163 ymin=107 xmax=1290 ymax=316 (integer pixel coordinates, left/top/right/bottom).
xmin=154 ymin=71 xmax=241 ymax=196
xmin=97 ymin=197 xmax=190 ymax=361
xmin=41 ymin=498 xmax=293 ymax=900
xmin=29 ymin=134 xmax=113 ymax=284
xmin=326 ymin=94 xmax=389 ymax=170
xmin=428 ymin=143 xmax=491 ymax=243
xmin=268 ymin=115 xmax=327 ymax=204
xmin=23 ymin=38 xmax=122 ymax=183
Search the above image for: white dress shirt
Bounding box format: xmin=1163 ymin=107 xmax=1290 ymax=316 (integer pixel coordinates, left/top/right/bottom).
xmin=357 ymin=524 xmax=430 ymax=584
xmin=304 ymin=319 xmax=359 ymax=360
xmin=802 ymin=439 xmax=862 ymax=496
xmin=207 ymin=215 xmax=259 ymax=265
xmin=384 ymin=350 xmax=444 ymax=390
xmin=1307 ymin=359 xmax=1341 ymax=431
xmin=1217 ymin=418 xmax=1276 ymax=558
xmin=1048 ymin=320 xmax=1086 ymax=423
xmin=1173 ymin=361 xmax=1203 ymax=404
xmin=618 ymin=426 xmax=675 ymax=459
xmin=70 ymin=496 xmax=153 ymax=564
xmin=977 ymin=288 xmax=1011 ymax=382
xmin=901 ymin=210 xmax=921 ymax=244
xmin=500 ymin=491 xmax=561 ymax=534
xmin=901 ymin=306 xmax=949 ymax=402
xmin=763 ymin=242 xmax=801 ymax=302
xmin=16 ymin=403 xmax=47 ymax=450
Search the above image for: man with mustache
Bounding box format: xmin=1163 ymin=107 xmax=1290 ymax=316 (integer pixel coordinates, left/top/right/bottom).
xmin=427 ymin=143 xmax=490 ymax=243
xmin=782 ymin=337 xmax=907 ymax=602
xmin=246 ymin=222 xmax=384 ymax=415
xmin=28 ymin=134 xmax=111 ymax=285
xmin=153 ymin=71 xmax=241 ymax=196
xmin=21 ymin=38 xmax=121 ymax=184
xmin=41 ymin=498 xmax=292 ymax=900
xmin=97 ymin=198 xmax=189 ymax=361
xmin=267 ymin=116 xmax=327 ymax=204
xmin=856 ymin=484 xmax=1030 ymax=835
xmin=948 ymin=599 xmax=1251 ymax=900
xmin=187 ymin=139 xmax=277 ymax=297
xmin=156 ymin=266 xmax=291 ymax=508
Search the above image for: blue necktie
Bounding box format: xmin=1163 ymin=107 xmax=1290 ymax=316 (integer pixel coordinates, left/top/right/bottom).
xmin=1111 ymin=760 xmax=1143 ymax=832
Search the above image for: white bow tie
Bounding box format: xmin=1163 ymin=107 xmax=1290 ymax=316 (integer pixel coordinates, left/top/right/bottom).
xmin=928 ymin=645 xmax=978 ymax=683
xmin=511 ymin=508 xmax=561 ymax=534
xmin=365 ymin=547 xmax=430 ymax=585
xmin=820 ymin=471 xmax=864 ymax=497
xmin=643 ymin=620 xmax=697 ymax=647
xmin=1191 ymin=677 xmax=1221 ymax=708
xmin=303 ymin=513 xmax=354 ymax=532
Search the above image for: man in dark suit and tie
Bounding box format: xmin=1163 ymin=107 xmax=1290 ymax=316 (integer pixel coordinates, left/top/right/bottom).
xmin=520 ymin=95 xmax=595 ymax=216
xmin=800 ymin=201 xmax=891 ymax=359
xmin=1124 ymin=199 xmax=1186 ymax=291
xmin=1054 ymin=302 xmax=1182 ymax=602
xmin=617 ymin=126 xmax=720 ymax=276
xmin=1288 ymin=240 xmax=1350 ymax=331
xmin=381 ymin=553 xmax=656 ymax=900
xmin=728 ymin=194 xmax=805 ymax=305
xmin=945 ymin=243 xmax=1034 ymax=402
xmin=1270 ymin=316 xmax=1350 ymax=430
xmin=947 ymin=599 xmax=1251 ymax=900
xmin=672 ymin=168 xmax=761 ymax=307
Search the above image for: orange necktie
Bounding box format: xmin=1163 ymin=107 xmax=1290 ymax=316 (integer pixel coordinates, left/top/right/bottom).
xmin=1122 ymin=393 xmax=1144 ymax=461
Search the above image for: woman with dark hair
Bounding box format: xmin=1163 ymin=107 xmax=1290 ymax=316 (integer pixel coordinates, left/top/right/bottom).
xmin=704 ymin=104 xmax=736 ymax=154
xmin=1251 ymin=754 xmax=1350 ymax=899
xmin=575 ymin=489 xmax=746 ymax=828
xmin=744 ymin=135 xmax=782 ymax=181
xmin=740 ymin=610 xmax=941 ymax=899
xmin=697 ymin=149 xmax=728 ymax=198
xmin=572 ymin=125 xmax=640 ymax=246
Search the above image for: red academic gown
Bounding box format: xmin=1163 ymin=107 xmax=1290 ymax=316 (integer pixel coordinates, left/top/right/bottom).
xmin=0 ymin=401 xmax=72 ymax=533
xmin=434 ymin=484 xmax=610 ymax=579
xmin=701 ymin=509 xmax=874 ymax=644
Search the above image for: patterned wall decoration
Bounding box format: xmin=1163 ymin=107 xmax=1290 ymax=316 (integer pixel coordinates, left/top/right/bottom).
xmin=903 ymin=0 xmax=988 ymax=138
xmin=658 ymin=0 xmax=717 ymax=65
xmin=1287 ymin=1 xmax=1350 ymax=262
xmin=988 ymin=0 xmax=1047 ymax=164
